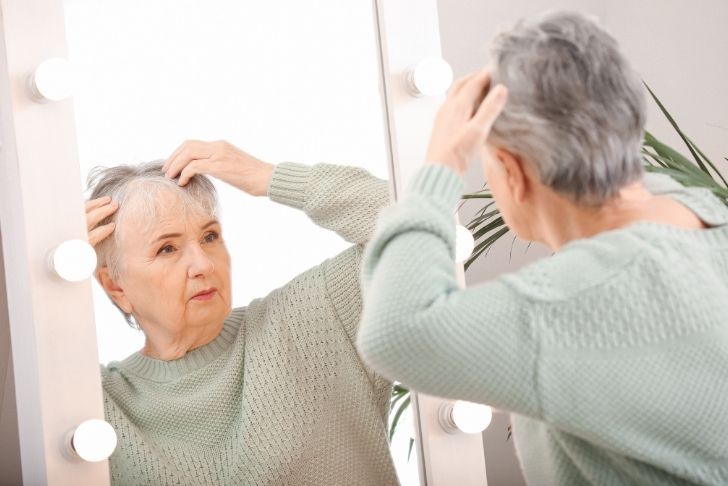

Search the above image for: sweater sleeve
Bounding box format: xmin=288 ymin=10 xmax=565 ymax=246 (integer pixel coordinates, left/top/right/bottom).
xmin=267 ymin=162 xmax=391 ymax=244
xmin=357 ymin=164 xmax=542 ymax=418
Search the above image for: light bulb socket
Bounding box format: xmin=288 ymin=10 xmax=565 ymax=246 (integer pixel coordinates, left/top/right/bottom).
xmin=438 ymin=401 xmax=460 ymax=434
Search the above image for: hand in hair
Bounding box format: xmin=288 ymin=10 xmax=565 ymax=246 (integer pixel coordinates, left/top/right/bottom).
xmin=425 ymin=70 xmax=508 ymax=176
xmin=85 ymin=196 xmax=118 ymax=247
xmin=162 ymin=140 xmax=275 ymax=197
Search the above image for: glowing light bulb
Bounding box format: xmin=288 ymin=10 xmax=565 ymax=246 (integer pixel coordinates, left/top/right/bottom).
xmin=70 ymin=419 xmax=117 ymax=462
xmin=452 ymin=400 xmax=492 ymax=434
xmin=439 ymin=400 xmax=492 ymax=434
xmin=455 ymin=225 xmax=475 ymax=263
xmin=49 ymin=239 xmax=97 ymax=282
xmin=29 ymin=58 xmax=74 ymax=102
xmin=407 ymin=58 xmax=453 ymax=97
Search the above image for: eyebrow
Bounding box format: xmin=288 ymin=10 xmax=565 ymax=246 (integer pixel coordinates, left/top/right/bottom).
xmin=151 ymin=220 xmax=220 ymax=244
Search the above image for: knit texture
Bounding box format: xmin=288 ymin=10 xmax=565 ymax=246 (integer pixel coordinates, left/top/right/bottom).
xmin=358 ymin=164 xmax=728 ymax=486
xmin=102 ymin=162 xmax=398 ymax=485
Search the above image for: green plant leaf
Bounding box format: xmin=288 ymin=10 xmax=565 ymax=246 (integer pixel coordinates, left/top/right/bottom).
xmin=644 ymin=83 xmax=707 ymax=173
xmin=389 ymin=395 xmax=411 ymax=442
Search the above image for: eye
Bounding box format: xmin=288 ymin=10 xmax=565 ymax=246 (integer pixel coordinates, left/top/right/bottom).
xmin=203 ymin=231 xmax=219 ymax=244
xmin=157 ymin=244 xmax=176 ymax=255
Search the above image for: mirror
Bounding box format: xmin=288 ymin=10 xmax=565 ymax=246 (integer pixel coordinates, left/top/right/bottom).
xmin=62 ymin=0 xmax=418 ymax=484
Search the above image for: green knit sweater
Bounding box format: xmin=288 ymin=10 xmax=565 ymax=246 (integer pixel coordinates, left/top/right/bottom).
xmin=358 ymin=164 xmax=728 ymax=485
xmin=101 ymin=163 xmax=398 ymax=485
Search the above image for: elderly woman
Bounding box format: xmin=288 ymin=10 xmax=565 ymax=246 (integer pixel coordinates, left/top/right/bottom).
xmin=85 ymin=143 xmax=398 ymax=485
xmin=358 ymin=11 xmax=728 ymax=486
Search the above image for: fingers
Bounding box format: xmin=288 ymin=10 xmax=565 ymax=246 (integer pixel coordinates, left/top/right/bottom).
xmin=456 ymin=70 xmax=492 ymax=109
xmin=85 ymin=196 xmax=118 ymax=247
xmin=447 ymin=72 xmax=479 ymax=98
xmin=85 ymin=195 xmax=111 ymax=212
xmin=88 ymin=222 xmax=116 ymax=247
xmin=86 ymin=197 xmax=118 ymax=231
xmin=472 ymin=84 xmax=508 ymax=134
xmin=163 ymin=140 xmax=210 ymax=179
xmin=178 ymin=159 xmax=206 ymax=187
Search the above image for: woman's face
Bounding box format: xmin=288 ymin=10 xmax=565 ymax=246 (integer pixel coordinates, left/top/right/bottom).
xmin=113 ymin=190 xmax=232 ymax=337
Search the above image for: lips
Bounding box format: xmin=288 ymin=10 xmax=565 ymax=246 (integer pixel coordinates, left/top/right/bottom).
xmin=191 ymin=288 xmax=217 ymax=301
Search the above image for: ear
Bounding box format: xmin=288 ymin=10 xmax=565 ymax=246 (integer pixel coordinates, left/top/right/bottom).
xmin=495 ymin=148 xmax=530 ymax=203
xmin=96 ymin=267 xmax=132 ymax=314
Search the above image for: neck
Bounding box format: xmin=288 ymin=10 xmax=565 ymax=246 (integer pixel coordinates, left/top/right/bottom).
xmin=139 ymin=319 xmax=224 ymax=360
xmin=533 ymin=182 xmax=658 ymax=251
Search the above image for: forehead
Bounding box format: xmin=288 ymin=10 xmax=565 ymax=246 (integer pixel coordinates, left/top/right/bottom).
xmin=120 ymin=188 xmax=216 ymax=240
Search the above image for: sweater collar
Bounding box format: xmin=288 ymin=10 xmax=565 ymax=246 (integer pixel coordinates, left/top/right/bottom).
xmin=113 ymin=314 xmax=243 ymax=382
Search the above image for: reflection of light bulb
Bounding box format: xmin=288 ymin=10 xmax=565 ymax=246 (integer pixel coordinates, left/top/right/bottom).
xmin=70 ymin=419 xmax=117 ymax=462
xmin=452 ymin=400 xmax=492 ymax=434
xmin=49 ymin=239 xmax=97 ymax=282
xmin=438 ymin=400 xmax=492 ymax=434
xmin=455 ymin=225 xmax=475 ymax=263
xmin=406 ymin=58 xmax=453 ymax=97
xmin=29 ymin=58 xmax=74 ymax=102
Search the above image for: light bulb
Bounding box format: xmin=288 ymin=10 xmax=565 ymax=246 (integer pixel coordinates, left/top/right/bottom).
xmin=69 ymin=419 xmax=117 ymax=462
xmin=29 ymin=58 xmax=74 ymax=102
xmin=407 ymin=58 xmax=453 ymax=97
xmin=452 ymin=400 xmax=492 ymax=434
xmin=49 ymin=239 xmax=97 ymax=282
xmin=455 ymin=225 xmax=475 ymax=263
xmin=438 ymin=400 xmax=492 ymax=434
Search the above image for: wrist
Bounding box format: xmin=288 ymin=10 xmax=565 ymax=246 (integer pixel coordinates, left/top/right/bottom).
xmin=257 ymin=162 xmax=276 ymax=197
xmin=425 ymin=158 xmax=465 ymax=177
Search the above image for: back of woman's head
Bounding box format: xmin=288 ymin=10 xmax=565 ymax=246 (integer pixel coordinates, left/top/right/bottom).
xmin=489 ymin=11 xmax=646 ymax=205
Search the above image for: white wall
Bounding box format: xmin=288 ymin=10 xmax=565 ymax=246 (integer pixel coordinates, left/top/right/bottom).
xmin=436 ymin=1 xmax=728 ymax=484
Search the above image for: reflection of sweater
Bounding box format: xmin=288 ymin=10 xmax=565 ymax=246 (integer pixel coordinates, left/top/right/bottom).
xmin=102 ymin=163 xmax=398 ymax=486
xmin=359 ymin=164 xmax=728 ymax=486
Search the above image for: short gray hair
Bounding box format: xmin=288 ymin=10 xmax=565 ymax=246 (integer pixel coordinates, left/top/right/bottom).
xmin=87 ymin=160 xmax=218 ymax=327
xmin=488 ymin=11 xmax=646 ymax=205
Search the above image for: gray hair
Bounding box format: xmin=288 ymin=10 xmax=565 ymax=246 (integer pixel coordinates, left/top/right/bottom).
xmin=87 ymin=160 xmax=219 ymax=327
xmin=488 ymin=11 xmax=646 ymax=205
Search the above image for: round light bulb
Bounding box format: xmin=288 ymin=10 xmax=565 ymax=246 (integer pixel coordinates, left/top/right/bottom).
xmin=49 ymin=239 xmax=97 ymax=282
xmin=455 ymin=224 xmax=475 ymax=263
xmin=70 ymin=419 xmax=117 ymax=462
xmin=29 ymin=58 xmax=74 ymax=102
xmin=407 ymin=58 xmax=453 ymax=97
xmin=451 ymin=400 xmax=492 ymax=434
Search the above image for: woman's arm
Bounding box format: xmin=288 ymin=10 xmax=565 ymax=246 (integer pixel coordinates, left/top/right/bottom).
xmin=162 ymin=140 xmax=390 ymax=244
xmin=357 ymin=164 xmax=542 ymax=418
xmin=268 ymin=162 xmax=390 ymax=244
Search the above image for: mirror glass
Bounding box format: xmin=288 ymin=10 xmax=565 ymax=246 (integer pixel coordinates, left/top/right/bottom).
xmin=63 ymin=0 xmax=418 ymax=483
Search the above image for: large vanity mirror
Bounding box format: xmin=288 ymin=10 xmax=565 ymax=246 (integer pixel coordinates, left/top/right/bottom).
xmin=61 ymin=0 xmax=418 ymax=484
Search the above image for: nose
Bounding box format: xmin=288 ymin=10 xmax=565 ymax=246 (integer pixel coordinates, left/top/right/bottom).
xmin=186 ymin=242 xmax=215 ymax=278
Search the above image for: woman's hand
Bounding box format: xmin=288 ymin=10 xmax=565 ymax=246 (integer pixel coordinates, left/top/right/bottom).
xmin=86 ymin=196 xmax=118 ymax=247
xmin=425 ymin=70 xmax=508 ymax=176
xmin=162 ymin=140 xmax=275 ymax=197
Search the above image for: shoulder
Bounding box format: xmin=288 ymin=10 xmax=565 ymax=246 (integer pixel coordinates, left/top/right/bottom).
xmin=643 ymin=171 xmax=728 ymax=226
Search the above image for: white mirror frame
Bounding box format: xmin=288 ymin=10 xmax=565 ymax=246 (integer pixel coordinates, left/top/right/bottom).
xmin=374 ymin=1 xmax=489 ymax=484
